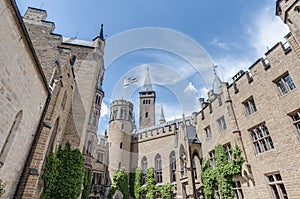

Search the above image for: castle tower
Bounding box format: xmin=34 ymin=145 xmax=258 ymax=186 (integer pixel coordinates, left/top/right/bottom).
xmin=276 ymin=0 xmax=300 ymax=42
xmin=139 ymin=68 xmax=156 ymax=129
xmin=108 ymin=100 xmax=134 ymax=179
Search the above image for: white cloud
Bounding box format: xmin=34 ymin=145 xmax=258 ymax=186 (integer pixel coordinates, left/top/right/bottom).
xmin=246 ymin=3 xmax=289 ymax=57
xmin=210 ymin=37 xmax=230 ymax=50
xmin=184 ymin=82 xmax=197 ymax=94
xmin=100 ymin=101 xmax=108 ymax=118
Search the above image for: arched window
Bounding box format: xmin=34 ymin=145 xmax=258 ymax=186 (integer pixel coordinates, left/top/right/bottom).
xmin=0 ymin=110 xmax=23 ymax=166
xmin=120 ymin=142 xmax=123 ymax=149
xmin=143 ymin=100 xmax=145 ymax=104
xmin=145 ymin=112 xmax=148 ymax=118
xmin=192 ymin=157 xmax=197 ymax=179
xmin=170 ymin=151 xmax=176 ymax=182
xmin=87 ymin=138 xmax=93 ymax=156
xmin=148 ymin=99 xmax=151 ymax=104
xmin=155 ymin=154 xmax=162 ymax=183
xmin=179 ymin=145 xmax=187 ymax=178
xmin=141 ymin=156 xmax=147 ymax=185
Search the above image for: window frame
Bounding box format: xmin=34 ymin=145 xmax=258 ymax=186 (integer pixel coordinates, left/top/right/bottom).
xmin=217 ymin=116 xmax=227 ymax=133
xmin=243 ymin=96 xmax=257 ymax=116
xmin=249 ymin=123 xmax=274 ymax=154
xmin=204 ymin=126 xmax=212 ymax=140
xmin=273 ymin=73 xmax=296 ymax=96
xmin=266 ymin=173 xmax=288 ymax=199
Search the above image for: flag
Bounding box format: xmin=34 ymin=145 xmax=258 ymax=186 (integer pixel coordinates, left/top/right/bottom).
xmin=123 ymin=77 xmax=138 ymax=87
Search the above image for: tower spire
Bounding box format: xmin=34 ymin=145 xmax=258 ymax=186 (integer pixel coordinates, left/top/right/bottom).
xmin=142 ymin=67 xmax=153 ymax=91
xmin=212 ymin=65 xmax=222 ymax=95
xmin=159 ymin=105 xmax=166 ymax=124
xmin=99 ymin=24 xmax=104 ymax=41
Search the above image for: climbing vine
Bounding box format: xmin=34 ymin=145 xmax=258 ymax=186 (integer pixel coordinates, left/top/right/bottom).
xmin=0 ymin=179 xmax=5 ymax=197
xmin=130 ymin=167 xmax=174 ymax=199
xmin=81 ymin=169 xmax=93 ymax=199
xmin=41 ymin=143 xmax=85 ymax=199
xmin=201 ymin=144 xmax=244 ymax=199
xmin=109 ymin=168 xmax=129 ymax=199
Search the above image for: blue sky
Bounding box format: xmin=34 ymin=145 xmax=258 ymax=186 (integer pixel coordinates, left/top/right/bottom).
xmin=16 ymin=0 xmax=289 ymax=134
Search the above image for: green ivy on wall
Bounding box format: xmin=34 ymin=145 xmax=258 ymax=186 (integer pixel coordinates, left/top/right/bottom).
xmin=130 ymin=167 xmax=174 ymax=199
xmin=109 ymin=168 xmax=129 ymax=199
xmin=0 ymin=179 xmax=5 ymax=197
xmin=201 ymin=144 xmax=244 ymax=199
xmin=41 ymin=143 xmax=85 ymax=199
xmin=82 ymin=169 xmax=93 ymax=199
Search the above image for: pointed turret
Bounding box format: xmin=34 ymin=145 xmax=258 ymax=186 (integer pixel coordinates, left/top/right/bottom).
xmin=159 ymin=105 xmax=166 ymax=124
xmin=142 ymin=67 xmax=153 ymax=91
xmin=100 ymin=24 xmax=104 ymax=41
xmin=212 ymin=65 xmax=222 ymax=95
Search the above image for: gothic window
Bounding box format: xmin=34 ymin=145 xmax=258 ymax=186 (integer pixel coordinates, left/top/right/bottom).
xmin=0 ymin=110 xmax=23 ymax=167
xmin=250 ymin=123 xmax=274 ymax=154
xmin=120 ymin=142 xmax=123 ymax=149
xmin=243 ymin=97 xmax=257 ymax=115
xmin=217 ymin=116 xmax=227 ymax=132
xmin=141 ymin=156 xmax=147 ymax=185
xmin=266 ymin=173 xmax=288 ymax=199
xmin=274 ymin=73 xmax=296 ymax=96
xmin=192 ymin=157 xmax=197 ymax=180
xmin=170 ymin=152 xmax=176 ymax=182
xmin=155 ymin=154 xmax=162 ymax=183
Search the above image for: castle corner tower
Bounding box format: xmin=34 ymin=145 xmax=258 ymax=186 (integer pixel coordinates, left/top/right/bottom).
xmin=108 ymin=100 xmax=134 ymax=179
xmin=139 ymin=68 xmax=156 ymax=129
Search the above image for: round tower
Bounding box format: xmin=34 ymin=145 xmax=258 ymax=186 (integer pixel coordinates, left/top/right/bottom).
xmin=108 ymin=99 xmax=134 ymax=180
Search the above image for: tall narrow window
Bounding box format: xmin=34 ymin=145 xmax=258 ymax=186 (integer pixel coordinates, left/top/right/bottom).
xmin=180 ymin=145 xmax=187 ymax=178
xmin=243 ymin=97 xmax=257 ymax=115
xmin=141 ymin=157 xmax=147 ymax=185
xmin=0 ymin=110 xmax=23 ymax=166
xmin=170 ymin=152 xmax=176 ymax=182
xmin=120 ymin=142 xmax=123 ymax=149
xmin=209 ymin=151 xmax=216 ymax=167
xmin=223 ymin=143 xmax=232 ymax=161
xmin=290 ymin=111 xmax=300 ymax=137
xmin=266 ymin=173 xmax=288 ymax=199
xmin=205 ymin=126 xmax=212 ymax=140
xmin=155 ymin=154 xmax=162 ymax=183
xmin=274 ymin=73 xmax=296 ymax=96
xmin=97 ymin=151 xmax=104 ymax=163
xmin=145 ymin=112 xmax=148 ymax=118
xmin=250 ymin=123 xmax=274 ymax=154
xmin=233 ymin=181 xmax=244 ymax=199
xmin=192 ymin=157 xmax=197 ymax=180
xmin=217 ymin=116 xmax=226 ymax=132
xmin=87 ymin=139 xmax=93 ymax=156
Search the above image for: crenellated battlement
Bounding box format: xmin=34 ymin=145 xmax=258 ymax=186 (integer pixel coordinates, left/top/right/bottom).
xmin=132 ymin=117 xmax=193 ymax=142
